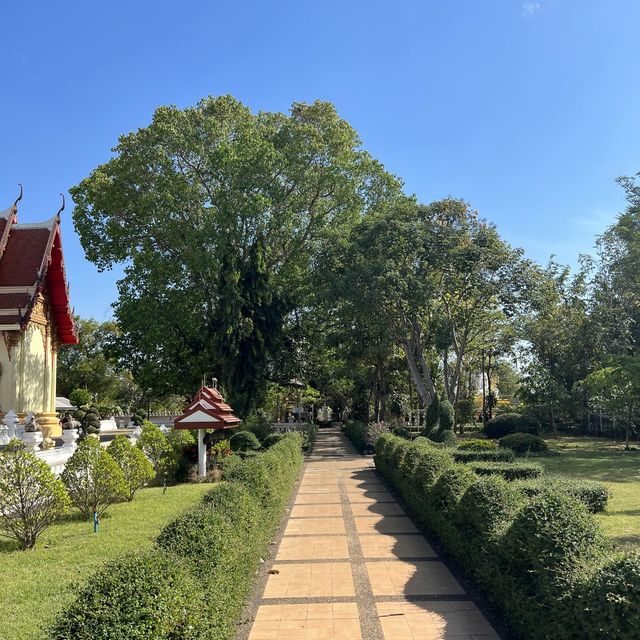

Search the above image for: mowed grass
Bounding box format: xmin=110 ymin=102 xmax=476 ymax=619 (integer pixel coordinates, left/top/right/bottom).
xmin=537 ymin=437 xmax=640 ymax=550
xmin=0 ymin=482 xmax=211 ymax=640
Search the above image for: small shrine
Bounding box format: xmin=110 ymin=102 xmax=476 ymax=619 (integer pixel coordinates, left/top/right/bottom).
xmin=0 ymin=189 xmax=78 ymax=442
xmin=174 ymin=383 xmax=241 ymax=476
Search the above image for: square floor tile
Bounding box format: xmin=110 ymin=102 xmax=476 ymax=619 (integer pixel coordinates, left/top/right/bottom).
xmin=294 ymin=493 xmax=342 ymax=504
xmin=350 ymin=502 xmax=406 ymax=517
xmin=263 ymin=563 xmax=355 ymax=598
xmin=285 ymin=517 xmax=346 ymax=535
xmin=354 ymin=516 xmax=418 ymax=534
xmin=276 ymin=535 xmax=350 ymax=561
xmin=366 ymin=561 xmax=466 ymax=596
xmin=376 ymin=600 xmax=499 ymax=639
xmin=359 ymin=534 xmax=436 ymax=559
xmin=290 ymin=504 xmax=343 ymax=518
xmin=347 ymin=491 xmax=396 ymax=504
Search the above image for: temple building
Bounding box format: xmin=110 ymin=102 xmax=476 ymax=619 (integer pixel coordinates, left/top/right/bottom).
xmin=0 ymin=191 xmax=78 ymax=438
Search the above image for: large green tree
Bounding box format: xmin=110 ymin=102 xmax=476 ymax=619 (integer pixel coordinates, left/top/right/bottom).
xmin=71 ymin=96 xmax=399 ymax=415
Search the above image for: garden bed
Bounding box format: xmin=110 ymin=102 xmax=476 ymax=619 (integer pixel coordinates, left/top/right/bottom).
xmin=0 ymin=483 xmax=212 ymax=640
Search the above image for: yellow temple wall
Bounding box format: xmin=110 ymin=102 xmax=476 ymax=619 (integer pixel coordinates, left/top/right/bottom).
xmin=0 ymin=325 xmax=57 ymax=429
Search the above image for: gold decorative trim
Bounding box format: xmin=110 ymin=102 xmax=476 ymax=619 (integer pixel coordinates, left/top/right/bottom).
xmin=2 ymin=330 xmax=20 ymax=361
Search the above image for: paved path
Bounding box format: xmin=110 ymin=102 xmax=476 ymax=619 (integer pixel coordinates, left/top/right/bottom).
xmin=246 ymin=427 xmax=501 ymax=640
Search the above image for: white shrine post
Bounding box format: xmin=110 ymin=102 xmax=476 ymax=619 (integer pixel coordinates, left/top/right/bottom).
xmin=197 ymin=429 xmax=207 ymax=477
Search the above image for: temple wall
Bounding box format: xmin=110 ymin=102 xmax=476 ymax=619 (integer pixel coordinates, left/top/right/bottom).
xmin=0 ymin=332 xmax=13 ymax=412
xmin=18 ymin=324 xmax=48 ymax=414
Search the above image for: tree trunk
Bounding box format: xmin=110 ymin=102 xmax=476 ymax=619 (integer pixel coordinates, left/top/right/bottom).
xmin=551 ymin=406 xmax=558 ymax=438
xmin=402 ymin=341 xmax=434 ymax=405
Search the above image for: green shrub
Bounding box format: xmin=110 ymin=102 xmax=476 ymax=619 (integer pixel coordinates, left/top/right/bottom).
xmin=412 ymin=446 xmax=453 ymax=491
xmin=343 ymin=421 xmax=367 ymax=451
xmin=69 ymin=388 xmax=92 ymax=409
xmin=457 ymin=439 xmax=497 ymax=451
xmin=242 ymin=410 xmax=273 ymax=443
xmin=500 ymin=432 xmax=548 ymax=455
xmin=107 ymin=435 xmax=155 ymax=500
xmin=469 ymin=461 xmax=543 ymax=480
xmin=131 ymin=408 xmax=147 ymax=426
xmin=516 ymin=476 xmax=609 ymax=513
xmin=502 ymin=490 xmax=605 ymax=588
xmin=456 ymin=476 xmax=523 ymax=539
xmin=438 ymin=429 xmax=458 ymax=446
xmin=73 ymin=404 xmax=101 ymax=436
xmin=423 ymin=395 xmax=440 ymax=434
xmin=0 ymin=440 xmax=71 ymax=550
xmin=263 ymin=432 xmax=286 ymax=448
xmin=430 ymin=464 xmax=476 ymax=511
xmin=484 ymin=413 xmax=538 ymax=439
xmin=136 ymin=422 xmax=174 ymax=480
xmin=52 ymin=433 xmax=304 ymax=639
xmin=166 ymin=427 xmax=197 ymax=481
xmin=49 ymin=551 xmax=198 ymax=639
xmin=392 ymin=425 xmax=411 ymax=439
xmin=438 ymin=399 xmax=455 ymax=432
xmin=578 ymin=553 xmax=640 ymax=639
xmin=62 ymin=438 xmax=128 ymax=519
xmin=230 ymin=430 xmax=262 ymax=452
xmin=453 ymin=449 xmax=515 ymax=463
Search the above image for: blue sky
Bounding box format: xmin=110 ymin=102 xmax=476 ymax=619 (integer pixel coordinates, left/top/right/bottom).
xmin=1 ymin=0 xmax=639 ymax=319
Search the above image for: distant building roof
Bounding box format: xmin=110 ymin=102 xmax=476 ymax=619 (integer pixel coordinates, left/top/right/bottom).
xmin=0 ymin=199 xmax=78 ymax=344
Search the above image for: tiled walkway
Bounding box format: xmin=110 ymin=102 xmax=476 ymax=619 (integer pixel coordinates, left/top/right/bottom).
xmin=246 ymin=427 xmax=501 ymax=640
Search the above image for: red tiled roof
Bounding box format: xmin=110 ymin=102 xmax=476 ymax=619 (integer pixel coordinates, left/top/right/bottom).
xmin=0 ymin=202 xmax=78 ymax=344
xmin=174 ymin=386 xmax=242 ymax=430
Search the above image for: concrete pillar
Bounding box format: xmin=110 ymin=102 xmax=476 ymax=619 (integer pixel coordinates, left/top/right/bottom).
xmin=197 ymin=429 xmax=207 ymax=477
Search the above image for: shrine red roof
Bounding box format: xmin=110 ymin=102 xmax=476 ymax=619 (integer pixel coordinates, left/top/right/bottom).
xmin=0 ymin=200 xmax=78 ymax=344
xmin=174 ymin=386 xmax=242 ymax=430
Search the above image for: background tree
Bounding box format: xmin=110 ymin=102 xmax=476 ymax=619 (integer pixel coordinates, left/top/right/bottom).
xmin=71 ymin=96 xmax=399 ymax=415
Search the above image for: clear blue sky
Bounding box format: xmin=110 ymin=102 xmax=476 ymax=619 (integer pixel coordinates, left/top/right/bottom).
xmin=1 ymin=0 xmax=639 ymax=319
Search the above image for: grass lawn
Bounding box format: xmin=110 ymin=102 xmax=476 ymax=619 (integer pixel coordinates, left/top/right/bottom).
xmin=537 ymin=436 xmax=640 ymax=550
xmin=0 ymin=482 xmax=211 ymax=640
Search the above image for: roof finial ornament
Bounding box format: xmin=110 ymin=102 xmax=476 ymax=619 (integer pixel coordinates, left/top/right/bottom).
xmin=13 ymin=183 xmax=23 ymax=208
xmin=55 ymin=193 xmax=65 ymax=219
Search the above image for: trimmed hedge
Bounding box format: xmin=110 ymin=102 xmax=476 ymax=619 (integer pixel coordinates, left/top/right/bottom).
xmin=374 ymin=433 xmax=636 ymax=640
xmin=51 ymin=434 xmax=303 ymax=639
xmin=453 ymin=448 xmax=515 ymax=463
xmin=343 ymin=421 xmax=367 ymax=451
xmin=516 ymin=476 xmax=610 ymax=513
xmin=500 ymin=432 xmax=548 ymax=455
xmin=457 ymin=439 xmax=498 ymax=451
xmin=468 ymin=461 xmax=543 ymax=480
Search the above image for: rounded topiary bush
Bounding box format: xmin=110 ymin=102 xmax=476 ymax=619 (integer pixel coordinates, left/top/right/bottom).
xmin=263 ymin=432 xmax=286 ymax=448
xmin=578 ymin=553 xmax=640 ymax=639
xmin=230 ymin=430 xmax=262 ymax=452
xmin=438 ymin=399 xmax=455 ymax=432
xmin=484 ymin=413 xmax=538 ymax=439
xmin=438 ymin=429 xmax=458 ymax=446
xmin=502 ymin=490 xmax=605 ymax=588
xmin=500 ymin=432 xmax=548 ymax=455
xmin=392 ymin=426 xmax=412 ymax=440
xmin=430 ymin=464 xmax=477 ymax=511
xmin=516 ymin=476 xmax=609 ymax=514
xmin=411 ymin=447 xmax=452 ymax=491
xmin=457 ymin=439 xmax=498 ymax=451
xmin=49 ymin=551 xmax=197 ymax=639
xmin=456 ymin=475 xmax=523 ymax=539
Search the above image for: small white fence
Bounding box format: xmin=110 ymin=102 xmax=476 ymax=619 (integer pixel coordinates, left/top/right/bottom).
xmin=0 ymin=410 xmax=146 ymax=476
